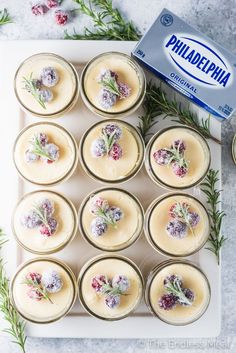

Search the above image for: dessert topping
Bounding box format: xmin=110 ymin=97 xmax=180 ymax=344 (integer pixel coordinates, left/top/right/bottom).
xmin=55 ymin=10 xmax=69 ymax=26
xmin=24 ymin=269 xmax=63 ymax=303
xmin=153 ymin=139 xmax=189 ymax=178
xmin=98 ymin=69 xmax=131 ymax=109
xmin=159 ymin=274 xmax=194 ymax=310
xmin=25 ymin=132 xmax=59 ymax=164
xmin=89 ymin=196 xmax=123 ymax=237
xmin=31 ymin=4 xmax=49 ymax=16
xmin=166 ymin=201 xmax=200 ymax=238
xmin=91 ymin=274 xmax=130 ymax=309
xmin=22 ymin=66 xmax=59 ymax=109
xmin=91 ymin=123 xmax=123 ymax=161
xmin=21 ymin=198 xmax=58 ymax=237
xmin=46 ymin=0 xmax=60 ymax=9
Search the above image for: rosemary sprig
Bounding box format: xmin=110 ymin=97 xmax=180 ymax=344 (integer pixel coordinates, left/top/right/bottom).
xmin=99 ymin=75 xmax=120 ymax=96
xmin=65 ymin=0 xmax=141 ymax=40
xmin=165 ymin=277 xmax=192 ymax=306
xmin=171 ymin=202 xmax=195 ymax=236
xmin=200 ymin=169 xmax=226 ymax=265
xmin=23 ymin=277 xmax=53 ymax=304
xmin=138 ymin=82 xmax=221 ymax=144
xmin=30 ymin=135 xmax=53 ymax=161
xmin=92 ymin=204 xmax=117 ymax=226
xmin=102 ymin=129 xmax=117 ymax=155
xmin=32 ymin=203 xmax=52 ymax=235
xmin=22 ymin=73 xmax=46 ymax=110
xmin=0 ymin=8 xmax=12 ymax=26
xmin=0 ymin=229 xmax=27 ymax=353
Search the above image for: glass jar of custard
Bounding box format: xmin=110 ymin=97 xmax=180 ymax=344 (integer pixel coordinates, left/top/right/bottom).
xmin=10 ymin=257 xmax=77 ymax=324
xmin=79 ymin=187 xmax=144 ymax=251
xmin=145 ymin=259 xmax=211 ymax=325
xmin=144 ymin=192 xmax=210 ymax=257
xmin=80 ymin=51 xmax=146 ymax=118
xmin=78 ymin=254 xmax=144 ymax=321
xmin=79 ymin=119 xmax=145 ymax=184
xmin=145 ymin=125 xmax=211 ymax=190
xmin=14 ymin=53 xmax=79 ymax=118
xmin=13 ymin=122 xmax=78 ymax=186
xmin=12 ymin=190 xmax=78 ymax=255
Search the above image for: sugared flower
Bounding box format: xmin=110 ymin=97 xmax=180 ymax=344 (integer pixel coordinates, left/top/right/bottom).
xmin=91 ymin=275 xmax=108 ymax=293
xmin=39 ymin=217 xmax=58 ymax=236
xmin=159 ymin=293 xmax=178 ymax=310
xmin=117 ymin=82 xmax=131 ymax=98
xmin=27 ymin=287 xmax=43 ymax=301
xmin=187 ymin=212 xmax=200 ymax=227
xmin=105 ymin=294 xmax=120 ymax=309
xmin=166 ymin=219 xmax=187 ymax=239
xmin=55 ymin=10 xmax=69 ymax=26
xmin=91 ymin=217 xmax=107 ymax=237
xmin=112 ymin=275 xmax=130 ymax=293
xmin=46 ymin=0 xmax=59 ymax=8
xmin=39 ymin=89 xmax=53 ymax=103
xmin=40 ymin=67 xmax=59 ymax=87
xmin=153 ymin=149 xmax=172 ymax=165
xmin=21 ymin=210 xmax=42 ymax=229
xmin=164 ymin=274 xmax=183 ymax=288
xmin=40 ymin=199 xmax=54 ymax=216
xmin=41 ymin=269 xmax=63 ymax=293
xmin=171 ymin=139 xmax=186 ymax=154
xmin=172 ymin=162 xmax=188 ymax=178
xmin=98 ymin=89 xmax=117 ymax=109
xmin=108 ymin=207 xmax=123 ymax=222
xmin=91 ymin=138 xmax=106 ymax=157
xmin=90 ymin=196 xmax=109 ymax=215
xmin=26 ymin=272 xmax=42 ymax=285
xmin=31 ymin=4 xmax=48 ymax=16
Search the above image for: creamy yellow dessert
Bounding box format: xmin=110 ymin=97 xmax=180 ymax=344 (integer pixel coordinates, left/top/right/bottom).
xmin=13 ymin=190 xmax=78 ymax=254
xmin=145 ymin=193 xmax=210 ymax=256
xmin=146 ymin=261 xmax=210 ymax=325
xmin=11 ymin=258 xmax=77 ymax=323
xmin=146 ymin=126 xmax=210 ymax=189
xmin=13 ymin=122 xmax=78 ymax=185
xmin=81 ymin=52 xmax=146 ymax=118
xmin=79 ymin=188 xmax=144 ymax=251
xmin=78 ymin=255 xmax=143 ymax=320
xmin=79 ymin=120 xmax=144 ymax=183
xmin=14 ymin=53 xmax=79 ymax=117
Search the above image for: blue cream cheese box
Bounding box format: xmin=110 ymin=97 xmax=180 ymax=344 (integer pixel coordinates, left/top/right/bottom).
xmin=132 ymin=8 xmax=236 ymax=120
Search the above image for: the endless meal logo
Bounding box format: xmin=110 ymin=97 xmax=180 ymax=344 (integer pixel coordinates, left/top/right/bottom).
xmin=164 ymin=33 xmax=233 ymax=88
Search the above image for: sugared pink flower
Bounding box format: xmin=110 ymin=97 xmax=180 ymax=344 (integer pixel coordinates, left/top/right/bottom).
xmin=31 ymin=4 xmax=48 ymax=16
xmin=55 ymin=9 xmax=69 ymax=25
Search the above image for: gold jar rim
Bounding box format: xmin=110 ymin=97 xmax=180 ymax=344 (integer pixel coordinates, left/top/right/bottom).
xmin=145 ymin=259 xmax=211 ymax=326
xmin=11 ymin=189 xmax=78 ymax=255
xmin=145 ymin=125 xmax=211 ymax=190
xmin=14 ymin=52 xmax=79 ymax=118
xmin=10 ymin=257 xmax=77 ymax=324
xmin=13 ymin=121 xmax=78 ymax=186
xmin=78 ymin=253 xmax=144 ymax=321
xmin=78 ymin=186 xmax=144 ymax=252
xmin=144 ymin=192 xmax=211 ymax=257
xmin=79 ymin=119 xmax=145 ymax=184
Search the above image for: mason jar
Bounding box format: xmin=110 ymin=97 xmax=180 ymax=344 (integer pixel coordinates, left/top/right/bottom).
xmin=80 ymin=51 xmax=146 ymax=118
xmin=10 ymin=257 xmax=77 ymax=324
xmin=14 ymin=53 xmax=79 ymax=118
xmin=78 ymin=254 xmax=144 ymax=321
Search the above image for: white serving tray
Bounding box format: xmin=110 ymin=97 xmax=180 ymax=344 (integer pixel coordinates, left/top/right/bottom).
xmin=0 ymin=40 xmax=221 ymax=338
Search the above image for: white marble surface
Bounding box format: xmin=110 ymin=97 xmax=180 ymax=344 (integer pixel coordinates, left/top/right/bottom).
xmin=0 ymin=0 xmax=236 ymax=352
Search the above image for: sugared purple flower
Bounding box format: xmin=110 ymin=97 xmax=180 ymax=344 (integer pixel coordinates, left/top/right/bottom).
xmin=90 ymin=196 xmax=109 ymax=215
xmin=159 ymin=293 xmax=178 ymax=310
xmin=37 ymin=132 xmax=48 ymax=146
xmin=41 ymin=269 xmax=63 ymax=293
xmin=39 ymin=89 xmax=53 ymax=103
xmin=105 ymin=294 xmax=120 ymax=309
xmin=91 ymin=138 xmax=106 ymax=157
xmin=166 ymin=219 xmax=187 ymax=239
xmin=31 ymin=4 xmax=48 ymax=16
xmin=187 ymin=212 xmax=200 ymax=227
xmin=99 ymin=69 xmax=118 ymax=82
xmin=118 ymin=81 xmax=131 ymax=98
xmin=21 ymin=210 xmax=42 ymax=229
xmin=153 ymin=149 xmax=172 ymax=165
xmin=40 ymin=67 xmax=59 ymax=87
xmin=102 ymin=124 xmax=122 ymax=141
xmin=172 ymin=162 xmax=188 ymax=178
xmin=181 ymin=288 xmax=195 ymax=305
xmin=39 ymin=217 xmax=58 ymax=237
xmin=43 ymin=143 xmax=59 ymax=162
xmin=99 ymin=89 xmax=117 ymax=109
xmin=112 ymin=275 xmax=130 ymax=293
xmin=91 ymin=275 xmax=108 ymax=293
xmin=108 ymin=206 xmax=123 ymax=222
xmin=25 ymin=150 xmax=39 ymax=163
xmin=108 ymin=142 xmax=122 ymax=161
xmin=91 ymin=217 xmax=107 ymax=237
xmin=32 ymin=79 xmax=42 ymax=90
xmin=55 ymin=10 xmax=69 ymax=26
xmin=39 ymin=199 xmax=54 ymax=216
xmin=171 ymin=139 xmax=186 ymax=154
